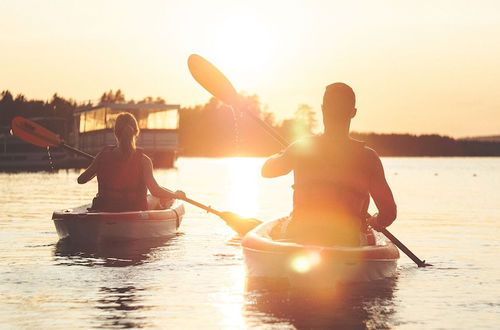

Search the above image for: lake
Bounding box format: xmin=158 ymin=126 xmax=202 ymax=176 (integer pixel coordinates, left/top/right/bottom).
xmin=0 ymin=157 xmax=499 ymax=329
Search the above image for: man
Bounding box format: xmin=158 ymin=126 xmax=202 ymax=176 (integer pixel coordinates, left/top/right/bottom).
xmin=261 ymin=83 xmax=396 ymax=246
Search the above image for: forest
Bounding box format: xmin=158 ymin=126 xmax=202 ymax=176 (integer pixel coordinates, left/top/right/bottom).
xmin=1 ymin=90 xmax=499 ymax=157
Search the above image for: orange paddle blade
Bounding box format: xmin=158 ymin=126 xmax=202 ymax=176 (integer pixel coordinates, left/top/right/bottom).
xmin=11 ymin=116 xmax=62 ymax=147
xmin=188 ymin=54 xmax=242 ymax=106
xmin=218 ymin=211 xmax=263 ymax=236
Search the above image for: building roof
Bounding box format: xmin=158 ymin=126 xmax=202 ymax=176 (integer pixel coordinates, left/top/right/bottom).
xmin=75 ymin=103 xmax=180 ymax=114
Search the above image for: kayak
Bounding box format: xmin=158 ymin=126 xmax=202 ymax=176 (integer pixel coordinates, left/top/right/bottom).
xmin=52 ymin=203 xmax=185 ymax=244
xmin=242 ymin=218 xmax=399 ymax=286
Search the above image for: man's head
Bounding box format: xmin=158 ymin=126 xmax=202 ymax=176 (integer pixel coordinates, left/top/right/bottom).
xmin=322 ymin=83 xmax=356 ymax=129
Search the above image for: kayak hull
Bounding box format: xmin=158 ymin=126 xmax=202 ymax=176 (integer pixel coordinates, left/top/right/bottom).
xmin=52 ymin=203 xmax=184 ymax=243
xmin=242 ymin=219 xmax=399 ymax=286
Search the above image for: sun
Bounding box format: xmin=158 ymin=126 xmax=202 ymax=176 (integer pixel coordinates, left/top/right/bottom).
xmin=210 ymin=16 xmax=275 ymax=87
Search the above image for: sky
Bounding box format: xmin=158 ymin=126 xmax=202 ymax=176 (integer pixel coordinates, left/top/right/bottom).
xmin=1 ymin=0 xmax=500 ymax=137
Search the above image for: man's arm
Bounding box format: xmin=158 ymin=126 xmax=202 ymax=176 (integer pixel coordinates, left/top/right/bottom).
xmin=261 ymin=147 xmax=294 ymax=178
xmin=367 ymin=151 xmax=397 ymax=229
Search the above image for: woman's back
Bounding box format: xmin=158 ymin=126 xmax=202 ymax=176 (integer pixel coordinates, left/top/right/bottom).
xmin=94 ymin=146 xmax=148 ymax=212
xmin=78 ymin=112 xmax=182 ymax=212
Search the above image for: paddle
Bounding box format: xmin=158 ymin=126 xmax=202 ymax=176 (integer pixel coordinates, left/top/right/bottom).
xmin=11 ymin=116 xmax=94 ymax=160
xmin=10 ymin=116 xmax=261 ymax=236
xmin=380 ymin=228 xmax=430 ymax=267
xmin=188 ymin=53 xmax=431 ymax=267
xmin=188 ymin=54 xmax=289 ymax=147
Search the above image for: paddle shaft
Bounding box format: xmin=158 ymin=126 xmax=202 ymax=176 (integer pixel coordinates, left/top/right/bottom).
xmin=381 ymin=228 xmax=428 ymax=267
xmin=181 ymin=196 xmax=223 ymax=217
xmin=61 ymin=143 xmax=94 ymax=160
xmin=234 ymin=105 xmax=289 ymax=147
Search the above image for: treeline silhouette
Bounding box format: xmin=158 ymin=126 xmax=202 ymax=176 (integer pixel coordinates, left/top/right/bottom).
xmin=1 ymin=90 xmax=499 ymax=157
xmin=0 ymin=90 xmax=77 ymax=137
xmin=350 ymin=132 xmax=500 ymax=157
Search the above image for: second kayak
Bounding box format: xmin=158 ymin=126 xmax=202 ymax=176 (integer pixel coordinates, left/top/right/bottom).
xmin=52 ymin=202 xmax=185 ymax=244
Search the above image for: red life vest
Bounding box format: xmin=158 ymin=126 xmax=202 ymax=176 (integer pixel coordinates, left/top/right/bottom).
xmin=93 ymin=146 xmax=148 ymax=212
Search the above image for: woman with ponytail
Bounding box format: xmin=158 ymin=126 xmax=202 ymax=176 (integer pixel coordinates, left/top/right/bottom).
xmin=77 ymin=112 xmax=184 ymax=211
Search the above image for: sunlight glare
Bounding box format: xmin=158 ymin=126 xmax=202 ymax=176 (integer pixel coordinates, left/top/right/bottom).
xmin=226 ymin=158 xmax=260 ymax=218
xmin=211 ymin=16 xmax=275 ymax=86
xmin=290 ymin=251 xmax=321 ymax=274
xmin=212 ymin=265 xmax=246 ymax=329
xmin=291 ymin=256 xmax=311 ymax=273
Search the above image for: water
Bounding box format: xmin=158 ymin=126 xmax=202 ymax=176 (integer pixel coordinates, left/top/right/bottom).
xmin=1 ymin=157 xmax=499 ymax=329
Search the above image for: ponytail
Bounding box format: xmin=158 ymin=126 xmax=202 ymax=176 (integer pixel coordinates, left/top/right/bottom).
xmin=114 ymin=113 xmax=140 ymax=156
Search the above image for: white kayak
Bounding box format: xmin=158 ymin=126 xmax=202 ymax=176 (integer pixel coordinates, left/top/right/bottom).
xmin=242 ymin=218 xmax=399 ymax=287
xmin=52 ymin=203 xmax=185 ymax=244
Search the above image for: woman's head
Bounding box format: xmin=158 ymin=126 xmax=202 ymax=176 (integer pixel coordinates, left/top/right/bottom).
xmin=114 ymin=112 xmax=140 ymax=154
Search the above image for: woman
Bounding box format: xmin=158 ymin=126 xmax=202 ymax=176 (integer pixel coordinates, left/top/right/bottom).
xmin=77 ymin=112 xmax=185 ymax=212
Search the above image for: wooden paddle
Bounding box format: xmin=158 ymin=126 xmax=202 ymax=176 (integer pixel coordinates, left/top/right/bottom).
xmin=188 ymin=53 xmax=432 ymax=267
xmin=10 ymin=116 xmax=261 ymax=236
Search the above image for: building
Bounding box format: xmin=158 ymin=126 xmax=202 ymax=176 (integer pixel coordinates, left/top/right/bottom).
xmin=74 ymin=103 xmax=180 ymax=167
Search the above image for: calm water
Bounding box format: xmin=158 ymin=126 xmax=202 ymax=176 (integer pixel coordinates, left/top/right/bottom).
xmin=0 ymin=157 xmax=499 ymax=329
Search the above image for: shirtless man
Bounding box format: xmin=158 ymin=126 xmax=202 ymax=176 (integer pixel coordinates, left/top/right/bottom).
xmin=261 ymin=83 xmax=396 ymax=246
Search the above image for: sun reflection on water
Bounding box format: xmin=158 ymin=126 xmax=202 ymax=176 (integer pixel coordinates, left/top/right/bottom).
xmin=213 ymin=265 xmax=247 ymax=330
xmin=225 ymin=158 xmax=261 ymax=218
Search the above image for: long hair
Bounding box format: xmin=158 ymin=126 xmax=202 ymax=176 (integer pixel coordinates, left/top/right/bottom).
xmin=114 ymin=112 xmax=140 ymax=156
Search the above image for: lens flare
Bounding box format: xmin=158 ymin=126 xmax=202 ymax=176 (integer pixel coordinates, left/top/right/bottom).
xmin=290 ymin=251 xmax=321 ymax=273
xmin=291 ymin=256 xmax=311 ymax=273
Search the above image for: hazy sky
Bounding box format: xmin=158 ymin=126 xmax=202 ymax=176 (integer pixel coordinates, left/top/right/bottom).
xmin=1 ymin=0 xmax=499 ymax=137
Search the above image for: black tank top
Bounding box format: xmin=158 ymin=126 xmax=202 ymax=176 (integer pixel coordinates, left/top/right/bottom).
xmin=94 ymin=146 xmax=148 ymax=212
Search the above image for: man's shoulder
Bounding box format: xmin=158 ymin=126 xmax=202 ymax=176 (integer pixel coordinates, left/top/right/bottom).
xmin=346 ymin=138 xmax=380 ymax=162
xmin=292 ymin=135 xmax=318 ymax=146
xmin=359 ymin=145 xmax=384 ymax=173
xmin=361 ymin=145 xmax=381 ymax=161
xmin=287 ymin=135 xmax=320 ymax=156
xmin=362 ymin=144 xmax=378 ymax=156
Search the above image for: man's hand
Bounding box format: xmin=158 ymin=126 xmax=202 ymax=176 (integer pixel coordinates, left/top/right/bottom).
xmin=367 ymin=214 xmax=385 ymax=232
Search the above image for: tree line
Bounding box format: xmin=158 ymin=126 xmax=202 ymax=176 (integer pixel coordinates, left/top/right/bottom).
xmin=1 ymin=90 xmax=499 ymax=157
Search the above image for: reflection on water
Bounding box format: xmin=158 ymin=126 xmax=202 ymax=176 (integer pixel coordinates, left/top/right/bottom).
xmin=226 ymin=158 xmax=260 ymax=218
xmin=54 ymin=236 xmax=180 ymax=267
xmin=245 ymin=276 xmax=398 ymax=329
xmin=1 ymin=158 xmax=499 ymax=328
xmin=96 ymin=285 xmax=151 ymax=329
xmin=53 ymin=237 xmax=180 ymax=328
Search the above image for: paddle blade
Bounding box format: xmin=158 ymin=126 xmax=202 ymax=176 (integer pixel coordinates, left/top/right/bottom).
xmin=188 ymin=54 xmax=242 ymax=106
xmin=219 ymin=211 xmax=263 ymax=236
xmin=11 ymin=117 xmax=62 ymax=148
